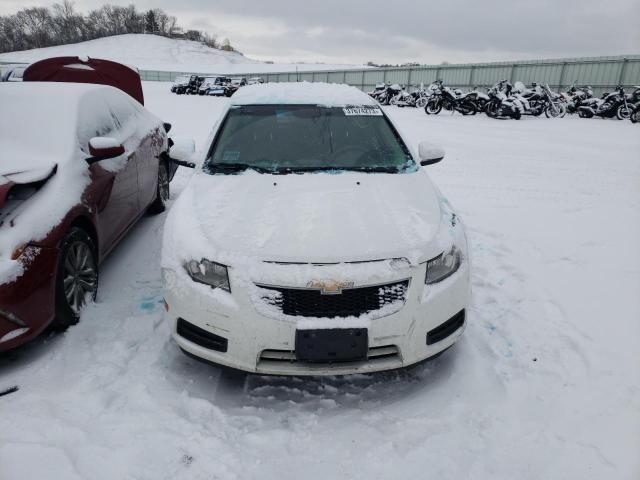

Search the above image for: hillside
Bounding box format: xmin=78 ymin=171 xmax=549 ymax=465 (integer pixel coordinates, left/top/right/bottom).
xmin=0 ymin=34 xmax=365 ymax=74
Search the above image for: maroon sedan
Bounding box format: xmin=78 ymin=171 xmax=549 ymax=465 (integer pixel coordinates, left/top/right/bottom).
xmin=0 ymin=81 xmax=172 ymax=351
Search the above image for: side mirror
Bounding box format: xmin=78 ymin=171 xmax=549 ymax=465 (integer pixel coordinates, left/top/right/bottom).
xmin=87 ymin=137 xmax=125 ymax=164
xmin=418 ymin=141 xmax=445 ymax=166
xmin=168 ymin=136 xmax=196 ymax=168
xmin=163 ymin=122 xmax=172 ymax=133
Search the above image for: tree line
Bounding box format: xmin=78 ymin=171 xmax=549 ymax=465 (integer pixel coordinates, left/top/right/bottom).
xmin=0 ymin=1 xmax=235 ymax=54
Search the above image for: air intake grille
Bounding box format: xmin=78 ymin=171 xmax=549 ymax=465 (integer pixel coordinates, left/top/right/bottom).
xmin=177 ymin=318 xmax=228 ymax=352
xmin=427 ymin=310 xmax=465 ymax=345
xmin=258 ymin=280 xmax=409 ymax=318
xmin=260 ymin=345 xmax=399 ymax=364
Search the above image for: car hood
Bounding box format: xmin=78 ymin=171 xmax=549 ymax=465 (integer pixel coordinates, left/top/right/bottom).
xmin=0 ymin=164 xmax=57 ymax=210
xmin=176 ymin=169 xmax=444 ymax=265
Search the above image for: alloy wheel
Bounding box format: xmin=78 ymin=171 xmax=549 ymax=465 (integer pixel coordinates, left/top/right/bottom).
xmin=62 ymin=241 xmax=98 ymax=314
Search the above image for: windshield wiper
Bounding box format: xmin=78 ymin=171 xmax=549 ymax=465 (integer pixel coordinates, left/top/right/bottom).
xmin=210 ymin=163 xmax=271 ymax=174
xmin=274 ymin=165 xmax=403 ymax=174
xmin=210 ymin=164 xmax=406 ymax=175
xmin=345 ymin=166 xmax=403 ymax=173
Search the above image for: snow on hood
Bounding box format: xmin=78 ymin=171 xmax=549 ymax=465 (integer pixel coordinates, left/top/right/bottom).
xmin=0 ymin=165 xmax=56 ymax=186
xmin=163 ymin=169 xmax=445 ymax=272
xmin=230 ymin=82 xmax=378 ymax=107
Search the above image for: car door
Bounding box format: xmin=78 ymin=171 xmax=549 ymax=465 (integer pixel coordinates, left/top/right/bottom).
xmin=79 ymin=91 xmax=141 ymax=257
xmin=133 ymin=110 xmax=164 ymax=210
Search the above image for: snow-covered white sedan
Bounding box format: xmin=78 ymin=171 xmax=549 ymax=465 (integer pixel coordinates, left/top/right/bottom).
xmin=162 ymin=82 xmax=470 ymax=375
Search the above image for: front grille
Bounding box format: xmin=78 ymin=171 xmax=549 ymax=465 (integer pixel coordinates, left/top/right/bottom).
xmin=177 ymin=318 xmax=228 ymax=352
xmin=257 ymin=280 xmax=409 ymax=318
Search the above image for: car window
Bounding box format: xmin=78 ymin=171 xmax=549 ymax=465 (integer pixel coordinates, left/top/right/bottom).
xmin=204 ymin=105 xmax=415 ymax=174
xmin=77 ymin=89 xmax=143 ymax=154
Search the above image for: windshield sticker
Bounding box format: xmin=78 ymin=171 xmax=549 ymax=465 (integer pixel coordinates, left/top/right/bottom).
xmin=342 ymin=105 xmax=383 ymax=116
xmin=222 ymin=151 xmax=240 ymax=162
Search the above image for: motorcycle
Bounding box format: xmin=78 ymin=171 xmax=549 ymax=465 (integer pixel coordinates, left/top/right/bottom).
xmin=562 ymin=82 xmax=594 ymax=114
xmin=465 ymin=87 xmax=490 ymax=113
xmin=367 ymin=83 xmax=387 ymax=102
xmin=390 ymin=85 xmax=413 ymax=106
xmin=514 ymin=82 xmax=566 ymax=118
xmin=630 ymin=102 xmax=640 ymax=123
xmin=625 ymin=87 xmax=640 ymax=122
xmin=485 ymin=80 xmax=524 ymax=119
xmin=379 ymin=83 xmax=403 ymax=105
xmin=424 ymin=80 xmax=478 ymax=115
xmin=578 ymin=85 xmax=633 ymax=120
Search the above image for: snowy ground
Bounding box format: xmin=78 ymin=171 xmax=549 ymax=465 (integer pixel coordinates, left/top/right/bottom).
xmin=1 ymin=82 xmax=639 ymax=480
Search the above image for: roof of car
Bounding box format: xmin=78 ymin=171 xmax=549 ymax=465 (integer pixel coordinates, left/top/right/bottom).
xmin=1 ymin=82 xmax=129 ymax=173
xmin=1 ymin=80 xmax=113 ymax=102
xmin=230 ymin=82 xmax=378 ymax=107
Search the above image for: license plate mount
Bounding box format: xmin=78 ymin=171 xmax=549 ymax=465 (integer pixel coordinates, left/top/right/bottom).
xmin=295 ymin=328 xmax=368 ymax=363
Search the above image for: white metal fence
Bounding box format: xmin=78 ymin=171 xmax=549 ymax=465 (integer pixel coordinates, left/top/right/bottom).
xmin=4 ymin=55 xmax=639 ymax=96
xmin=138 ymin=55 xmax=640 ymax=96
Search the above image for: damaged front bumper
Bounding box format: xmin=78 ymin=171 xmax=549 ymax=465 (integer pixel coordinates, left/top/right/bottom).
xmin=0 ymin=245 xmax=58 ymax=351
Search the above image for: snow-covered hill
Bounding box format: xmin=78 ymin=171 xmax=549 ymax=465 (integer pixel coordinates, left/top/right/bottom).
xmin=0 ymin=34 xmax=365 ymax=74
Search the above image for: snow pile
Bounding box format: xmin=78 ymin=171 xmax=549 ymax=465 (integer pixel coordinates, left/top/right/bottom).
xmin=230 ymin=82 xmax=377 ymax=107
xmin=0 ymin=34 xmax=367 ymax=74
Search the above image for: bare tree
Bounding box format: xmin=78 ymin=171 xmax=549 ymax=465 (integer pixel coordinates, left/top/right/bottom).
xmin=0 ymin=3 xmax=235 ymax=54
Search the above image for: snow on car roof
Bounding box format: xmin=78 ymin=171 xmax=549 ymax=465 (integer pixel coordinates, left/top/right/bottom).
xmin=230 ymin=82 xmax=378 ymax=107
xmin=0 ymin=82 xmax=117 ymax=173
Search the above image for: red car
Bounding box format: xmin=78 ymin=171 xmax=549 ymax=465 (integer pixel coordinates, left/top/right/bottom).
xmin=0 ymin=77 xmax=173 ymax=351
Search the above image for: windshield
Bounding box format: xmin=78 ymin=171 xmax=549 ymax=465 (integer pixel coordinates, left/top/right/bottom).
xmin=204 ymin=105 xmax=415 ymax=174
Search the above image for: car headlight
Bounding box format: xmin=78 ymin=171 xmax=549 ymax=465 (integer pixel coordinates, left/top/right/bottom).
xmin=425 ymin=245 xmax=461 ymax=285
xmin=185 ymin=259 xmax=231 ymax=292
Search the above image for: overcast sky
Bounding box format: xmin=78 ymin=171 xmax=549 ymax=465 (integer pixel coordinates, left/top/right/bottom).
xmin=1 ymin=0 xmax=638 ymax=64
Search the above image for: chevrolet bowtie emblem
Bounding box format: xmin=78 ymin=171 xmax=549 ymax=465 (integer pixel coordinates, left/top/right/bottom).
xmin=306 ymin=279 xmax=355 ymax=295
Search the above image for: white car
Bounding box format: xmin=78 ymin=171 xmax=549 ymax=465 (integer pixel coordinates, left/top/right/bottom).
xmin=162 ymin=82 xmax=470 ymax=375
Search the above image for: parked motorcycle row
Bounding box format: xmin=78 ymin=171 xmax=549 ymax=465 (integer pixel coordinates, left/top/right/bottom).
xmin=367 ymin=80 xmax=640 ymax=122
xmin=170 ymin=74 xmax=264 ymax=97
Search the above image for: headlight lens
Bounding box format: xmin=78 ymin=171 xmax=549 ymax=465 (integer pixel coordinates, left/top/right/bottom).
xmin=185 ymin=259 xmax=231 ymax=292
xmin=425 ymin=246 xmax=461 ymax=285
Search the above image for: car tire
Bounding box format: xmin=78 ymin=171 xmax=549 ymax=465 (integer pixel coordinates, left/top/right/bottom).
xmin=148 ymin=161 xmax=170 ymax=214
xmin=52 ymin=227 xmax=98 ymax=329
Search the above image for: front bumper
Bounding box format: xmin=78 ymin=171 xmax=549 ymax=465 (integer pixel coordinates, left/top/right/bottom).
xmin=0 ymin=246 xmax=58 ymax=351
xmin=163 ymin=260 xmax=470 ymax=376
